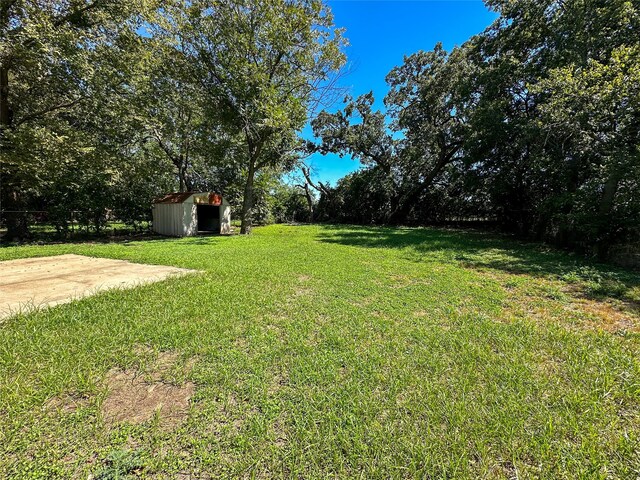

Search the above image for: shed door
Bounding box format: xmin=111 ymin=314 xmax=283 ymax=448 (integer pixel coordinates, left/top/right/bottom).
xmin=196 ymin=205 xmax=220 ymax=233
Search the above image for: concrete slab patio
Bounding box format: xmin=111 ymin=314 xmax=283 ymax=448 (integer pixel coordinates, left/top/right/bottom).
xmin=0 ymin=254 xmax=196 ymax=319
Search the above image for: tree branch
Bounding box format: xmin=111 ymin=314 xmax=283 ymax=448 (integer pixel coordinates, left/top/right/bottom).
xmin=14 ymin=97 xmax=85 ymax=127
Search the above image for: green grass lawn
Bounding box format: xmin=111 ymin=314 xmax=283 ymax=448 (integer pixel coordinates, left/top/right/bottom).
xmin=1 ymin=225 xmax=639 ymax=479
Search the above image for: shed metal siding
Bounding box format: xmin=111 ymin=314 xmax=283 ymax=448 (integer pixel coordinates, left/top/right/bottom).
xmin=153 ymin=203 xmax=188 ymax=236
xmin=220 ymin=203 xmax=231 ymax=234
xmin=184 ymin=203 xmax=197 ymax=236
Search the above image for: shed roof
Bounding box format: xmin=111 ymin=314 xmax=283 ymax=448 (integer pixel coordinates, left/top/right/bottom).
xmin=154 ymin=192 xmax=195 ymax=204
xmin=153 ymin=192 xmax=225 ymax=205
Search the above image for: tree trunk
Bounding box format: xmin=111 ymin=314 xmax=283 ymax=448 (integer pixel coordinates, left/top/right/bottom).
xmin=172 ymin=155 xmax=189 ymax=192
xmin=300 ymin=166 xmax=327 ymax=221
xmin=1 ymin=190 xmax=30 ymax=241
xmin=0 ymin=63 xmax=30 ymax=241
xmin=595 ymin=171 xmax=621 ymax=261
xmin=554 ymin=156 xmax=581 ymax=248
xmin=240 ymin=159 xmax=256 ymax=234
xmin=303 ymin=184 xmax=313 ymax=223
xmin=179 ymin=163 xmax=187 ymax=192
xmin=0 ymin=65 xmax=9 ymax=127
xmin=388 ymin=151 xmax=453 ymax=225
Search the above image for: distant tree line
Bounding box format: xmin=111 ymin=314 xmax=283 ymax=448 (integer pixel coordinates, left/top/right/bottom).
xmin=307 ymin=0 xmax=640 ymax=261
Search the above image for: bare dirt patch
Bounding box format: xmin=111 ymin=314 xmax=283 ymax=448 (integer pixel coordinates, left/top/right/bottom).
xmin=45 ymin=393 xmax=91 ymax=414
xmin=469 ymin=266 xmax=640 ymax=333
xmin=0 ymin=254 xmax=197 ymax=319
xmin=101 ymin=350 xmax=196 ymax=429
xmin=272 ymin=416 xmax=288 ymax=449
xmin=294 ymin=286 xmax=312 ymax=297
xmin=101 ymin=371 xmax=194 ymax=428
xmin=568 ymin=298 xmax=639 ymax=332
xmin=292 ymin=274 xmax=314 ymax=298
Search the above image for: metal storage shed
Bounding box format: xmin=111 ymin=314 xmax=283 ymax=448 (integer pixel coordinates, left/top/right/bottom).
xmin=152 ymin=192 xmax=231 ymax=236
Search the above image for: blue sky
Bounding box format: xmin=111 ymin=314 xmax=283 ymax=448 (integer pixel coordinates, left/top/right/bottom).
xmin=303 ymin=0 xmax=498 ymax=185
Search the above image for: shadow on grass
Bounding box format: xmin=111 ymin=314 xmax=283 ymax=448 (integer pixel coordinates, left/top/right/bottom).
xmin=316 ymin=224 xmax=640 ymax=305
xmin=0 ymin=229 xmax=235 ymax=248
xmin=0 ymin=228 xmax=161 ymax=247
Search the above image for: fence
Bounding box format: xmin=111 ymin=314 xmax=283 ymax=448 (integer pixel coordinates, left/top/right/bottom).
xmin=0 ymin=210 xmax=151 ymax=237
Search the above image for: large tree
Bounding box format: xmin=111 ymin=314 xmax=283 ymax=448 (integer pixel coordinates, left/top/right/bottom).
xmin=311 ymin=44 xmax=473 ymax=224
xmin=178 ymin=0 xmax=346 ymax=233
xmin=310 ymin=0 xmax=640 ymax=259
xmin=533 ymin=45 xmax=640 ymax=258
xmin=310 ymin=92 xmax=400 ymax=221
xmin=0 ymin=0 xmax=147 ymax=239
xmin=384 ymin=43 xmax=474 ymax=222
xmin=470 ymin=0 xmax=640 ymax=245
